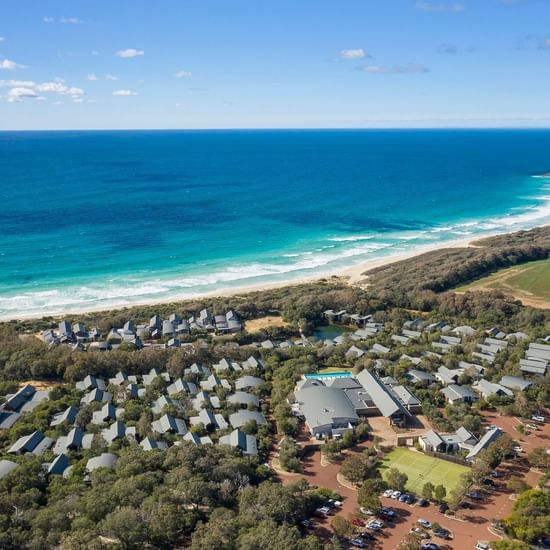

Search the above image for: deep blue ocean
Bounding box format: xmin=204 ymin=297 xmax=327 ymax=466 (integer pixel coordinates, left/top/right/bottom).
xmin=1 ymin=129 xmax=550 ymax=318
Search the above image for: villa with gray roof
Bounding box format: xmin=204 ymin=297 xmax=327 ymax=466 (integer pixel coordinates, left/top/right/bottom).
xmin=219 ymin=429 xmax=257 ymax=456
xmin=440 ymin=384 xmax=478 ymax=405
xmin=229 ymin=410 xmax=267 ymax=429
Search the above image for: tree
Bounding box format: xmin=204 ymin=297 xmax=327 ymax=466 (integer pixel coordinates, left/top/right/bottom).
xmin=421 ymin=482 xmax=434 ymax=501
xmin=505 ymin=489 xmax=550 ymax=543
xmin=330 ymin=516 xmax=352 ymax=538
xmin=491 ymin=541 xmax=531 ymax=550
xmin=339 ymin=453 xmax=375 ymax=485
xmin=507 ymin=476 xmax=530 ymax=495
xmin=527 ymin=447 xmax=550 ymax=471
xmin=357 ymin=481 xmax=382 ymax=514
xmin=385 ymin=468 xmax=408 ymax=492
xmin=321 ymin=439 xmax=344 ymax=462
xmin=397 ymin=533 xmax=421 ymax=550
xmin=434 ymin=484 xmax=447 ymax=503
xmin=278 ymin=438 xmax=302 ymax=473
xmin=99 ymin=506 xmax=148 ymax=549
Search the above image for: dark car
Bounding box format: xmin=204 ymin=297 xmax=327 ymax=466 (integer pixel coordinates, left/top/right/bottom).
xmin=466 ymin=491 xmax=482 ymax=500
xmin=460 ymin=501 xmax=474 ymax=509
xmin=438 ymin=502 xmax=449 ymax=513
xmin=433 ymin=527 xmax=451 ymax=540
xmin=482 ymin=478 xmax=495 ymax=487
xmin=360 ymin=532 xmax=375 ymax=541
xmin=416 ymin=498 xmax=428 ymax=507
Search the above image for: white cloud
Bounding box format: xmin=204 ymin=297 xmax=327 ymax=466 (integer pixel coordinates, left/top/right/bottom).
xmin=105 ymin=74 xmax=118 ymax=80
xmin=87 ymin=73 xmax=98 ymax=81
xmin=43 ymin=16 xmax=54 ymax=23
xmin=339 ymin=48 xmax=368 ymax=60
xmin=115 ymin=48 xmax=144 ymax=58
xmin=0 ymin=59 xmax=26 ymax=70
xmin=175 ymin=69 xmax=192 ymax=78
xmin=113 ymin=89 xmax=138 ymax=96
xmin=2 ymin=79 xmax=85 ymax=103
xmin=361 ymin=63 xmax=430 ymax=74
xmin=0 ymin=37 xmax=4 ymax=42
xmin=416 ymin=1 xmax=465 ymax=12
xmin=60 ymin=17 xmax=83 ymax=24
xmin=91 ymin=50 xmax=99 ymax=56
xmin=7 ymin=87 xmax=39 ymax=102
xmin=0 ymin=79 xmax=35 ymax=87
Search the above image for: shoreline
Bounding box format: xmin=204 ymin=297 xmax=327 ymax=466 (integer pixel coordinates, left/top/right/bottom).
xmin=0 ymin=235 xmax=479 ymax=322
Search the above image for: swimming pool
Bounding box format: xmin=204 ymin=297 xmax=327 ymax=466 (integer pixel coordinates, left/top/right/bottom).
xmin=304 ymin=371 xmax=352 ymax=380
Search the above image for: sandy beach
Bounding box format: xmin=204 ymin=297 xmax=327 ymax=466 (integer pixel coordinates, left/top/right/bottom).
xmin=2 ymin=235 xmax=478 ymax=322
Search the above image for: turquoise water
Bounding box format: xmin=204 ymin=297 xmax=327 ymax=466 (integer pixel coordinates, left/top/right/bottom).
xmin=313 ymin=325 xmax=352 ymax=341
xmin=1 ymin=129 xmax=550 ymax=319
xmin=304 ymin=371 xmax=352 ymax=379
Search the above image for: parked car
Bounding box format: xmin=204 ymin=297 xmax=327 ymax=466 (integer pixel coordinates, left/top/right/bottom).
xmin=420 ymin=544 xmax=440 ymax=550
xmin=391 ymin=490 xmax=402 ymax=499
xmin=513 ymin=446 xmax=524 ymax=454
xmin=482 ymin=478 xmax=495 ymax=486
xmin=380 ymin=506 xmax=396 ymax=518
xmin=352 ymin=518 xmax=366 ymax=528
xmin=433 ymin=527 xmax=451 ymax=540
xmin=438 ymin=502 xmax=449 ymax=513
xmin=383 ymin=489 xmax=394 ymax=498
xmin=359 ymin=507 xmax=374 ymax=516
xmin=359 ymin=532 xmax=375 ymax=541
xmin=416 ymin=498 xmax=428 ymax=507
xmin=532 ymin=415 xmax=546 ymax=423
xmin=417 ymin=518 xmax=431 ymax=529
xmin=350 ymin=538 xmax=365 ymax=548
xmin=466 ymin=491 xmax=481 ymax=500
xmin=300 ymin=519 xmax=311 ymax=528
xmin=459 ymin=501 xmax=474 ymax=509
xmin=367 ymin=519 xmax=383 ymax=531
xmin=475 ymin=543 xmax=490 ymax=550
xmin=315 ymin=506 xmax=331 ymax=516
xmin=490 ymin=470 xmax=502 ymax=478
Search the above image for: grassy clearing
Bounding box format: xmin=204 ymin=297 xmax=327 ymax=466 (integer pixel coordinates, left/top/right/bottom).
xmin=456 ymin=258 xmax=550 ymax=308
xmin=379 ymin=448 xmax=468 ymax=498
xmin=245 ymin=315 xmax=290 ymax=332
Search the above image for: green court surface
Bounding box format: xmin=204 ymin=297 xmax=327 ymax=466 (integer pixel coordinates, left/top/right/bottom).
xmin=379 ymin=448 xmax=469 ymax=498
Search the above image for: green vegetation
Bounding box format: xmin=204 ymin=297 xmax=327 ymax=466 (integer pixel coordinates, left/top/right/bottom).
xmin=379 ymin=448 xmax=469 ymax=497
xmin=457 ymin=258 xmax=550 ymax=307
xmin=504 ymin=489 xmax=550 ymax=543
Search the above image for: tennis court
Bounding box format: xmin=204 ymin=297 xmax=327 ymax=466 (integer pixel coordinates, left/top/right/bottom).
xmin=379 ymin=448 xmax=469 ymax=497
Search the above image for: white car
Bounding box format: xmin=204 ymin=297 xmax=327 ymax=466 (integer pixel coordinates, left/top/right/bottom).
xmin=383 ymin=489 xmax=394 ymax=498
xmin=532 ymin=415 xmax=546 ymax=423
xmin=360 ymin=507 xmax=375 ymax=516
xmin=391 ymin=491 xmax=402 ymax=499
xmin=475 ymin=543 xmax=490 ymax=550
xmin=513 ymin=446 xmax=524 ymax=453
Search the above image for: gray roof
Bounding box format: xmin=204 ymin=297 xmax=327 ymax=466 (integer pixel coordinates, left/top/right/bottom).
xmin=227 ymin=391 xmax=260 ymax=408
xmin=466 ymin=427 xmax=503 ymax=460
xmin=407 ymin=369 xmax=436 ymax=383
xmin=8 ymin=430 xmax=47 ymax=454
xmin=86 ymin=453 xmax=118 ymax=472
xmin=139 ymin=437 xmax=169 ymax=451
xmin=423 ymin=429 xmax=444 ymax=448
xmin=499 ymin=376 xmax=532 ymax=391
xmin=473 ymin=379 xmax=513 ymax=398
xmin=296 ymin=385 xmax=359 ymax=431
xmin=183 ymin=432 xmax=213 ymax=446
xmin=152 ymin=414 xmax=187 ymax=436
xmin=219 ymin=429 xmax=257 ymax=456
xmin=51 ymin=405 xmax=78 ymax=427
xmin=2 ymin=384 xmax=36 ymax=411
xmin=166 ymin=378 xmax=198 ymax=396
xmin=229 ymin=410 xmax=267 ymax=429
xmin=356 ymin=370 xmax=409 ymax=418
xmin=0 ymin=459 xmax=18 ymax=479
xmin=235 ymin=376 xmax=263 ymax=391
xmin=47 ymin=453 xmax=70 ymax=475
xmin=441 ymin=384 xmax=477 ymax=402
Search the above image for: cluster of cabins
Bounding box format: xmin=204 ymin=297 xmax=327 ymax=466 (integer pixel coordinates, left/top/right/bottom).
xmin=40 ymin=309 xmax=243 ymax=351
xmin=0 ymin=355 xmax=266 ymax=481
xmin=0 ymin=384 xmax=50 ymax=430
xmin=292 ymin=369 xmax=422 ymax=438
xmin=419 ymin=425 xmax=503 ymax=462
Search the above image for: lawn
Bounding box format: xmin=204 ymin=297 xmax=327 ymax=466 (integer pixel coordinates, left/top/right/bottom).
xmin=456 ymin=258 xmax=550 ymax=309
xmin=379 ymin=448 xmax=469 ymax=498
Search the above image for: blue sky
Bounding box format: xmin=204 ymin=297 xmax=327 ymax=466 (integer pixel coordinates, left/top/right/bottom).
xmin=0 ymin=0 xmax=549 ymax=129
